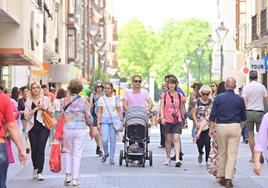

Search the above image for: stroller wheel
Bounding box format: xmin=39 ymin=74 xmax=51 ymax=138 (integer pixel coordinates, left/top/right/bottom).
xmin=119 ymin=150 xmax=123 ymax=166
xmin=149 ymin=151 xmax=153 ymax=166
xmin=142 ymin=158 xmax=145 ymax=167
xmin=125 ymin=158 xmax=129 ymax=167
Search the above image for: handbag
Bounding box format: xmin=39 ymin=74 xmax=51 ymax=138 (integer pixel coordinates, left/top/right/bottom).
xmin=54 ymin=96 xmax=81 ymax=141
xmin=207 ymin=138 xmax=218 ymax=177
xmin=49 ymin=143 xmax=61 ymax=173
xmin=42 ymin=110 xmax=57 ymax=129
xmin=103 ymin=96 xmax=123 ymax=132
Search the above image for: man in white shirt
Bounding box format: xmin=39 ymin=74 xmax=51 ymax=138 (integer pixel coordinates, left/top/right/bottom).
xmin=242 ymin=70 xmax=268 ymax=163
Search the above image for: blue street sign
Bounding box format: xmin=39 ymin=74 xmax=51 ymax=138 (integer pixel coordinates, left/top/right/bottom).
xmin=264 ymin=56 xmax=268 ymax=70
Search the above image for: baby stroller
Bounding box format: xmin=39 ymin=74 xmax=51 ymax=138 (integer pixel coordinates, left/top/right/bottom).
xmin=119 ymin=106 xmax=153 ymax=167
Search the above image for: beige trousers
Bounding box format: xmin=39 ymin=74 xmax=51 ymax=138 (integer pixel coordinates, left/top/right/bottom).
xmin=216 ymin=123 xmax=241 ymax=179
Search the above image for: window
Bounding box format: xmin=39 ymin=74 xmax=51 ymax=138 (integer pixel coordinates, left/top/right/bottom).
xmin=68 ymin=29 xmax=75 ymax=59
xmin=260 ymin=0 xmax=267 ymax=10
xmin=68 ymin=0 xmax=75 ymax=22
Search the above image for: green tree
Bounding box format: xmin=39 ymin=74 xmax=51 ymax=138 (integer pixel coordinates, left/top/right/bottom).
xmin=118 ymin=18 xmax=159 ymax=80
xmin=118 ymin=18 xmax=211 ymax=87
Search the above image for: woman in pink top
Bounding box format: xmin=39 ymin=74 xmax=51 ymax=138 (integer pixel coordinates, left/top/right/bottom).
xmin=160 ymin=76 xmax=184 ymax=167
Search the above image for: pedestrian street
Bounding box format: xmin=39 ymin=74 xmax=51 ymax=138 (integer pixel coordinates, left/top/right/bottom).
xmin=7 ymin=126 xmax=268 ymax=188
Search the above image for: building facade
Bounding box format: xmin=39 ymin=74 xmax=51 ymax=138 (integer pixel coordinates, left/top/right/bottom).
xmin=238 ymin=0 xmax=268 ymax=87
xmin=0 ymin=0 xmax=44 ymax=88
xmin=0 ymin=0 xmax=118 ymax=89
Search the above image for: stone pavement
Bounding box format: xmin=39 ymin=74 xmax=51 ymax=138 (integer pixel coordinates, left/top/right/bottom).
xmin=6 ymin=126 xmax=268 ymax=188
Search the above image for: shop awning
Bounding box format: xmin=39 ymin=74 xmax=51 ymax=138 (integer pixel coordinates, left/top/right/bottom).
xmin=0 ymin=48 xmax=38 ymax=66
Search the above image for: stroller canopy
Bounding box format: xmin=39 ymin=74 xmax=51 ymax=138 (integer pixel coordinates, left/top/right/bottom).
xmin=125 ymin=106 xmax=149 ymax=127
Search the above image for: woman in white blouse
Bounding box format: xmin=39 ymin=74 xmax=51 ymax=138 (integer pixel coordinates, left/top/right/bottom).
xmin=97 ymin=82 xmax=122 ymax=165
xmin=24 ymin=82 xmax=52 ymax=181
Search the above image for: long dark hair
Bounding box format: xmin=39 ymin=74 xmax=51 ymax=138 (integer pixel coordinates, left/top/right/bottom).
xmin=217 ymin=81 xmax=226 ymax=94
xmin=11 ymin=87 xmax=19 ymax=101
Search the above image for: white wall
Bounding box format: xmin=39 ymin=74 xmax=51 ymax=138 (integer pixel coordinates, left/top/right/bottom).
xmin=0 ymin=0 xmax=22 ymax=24
xmin=11 ymin=66 xmax=28 ymax=87
xmin=215 ymin=0 xmax=242 ymax=86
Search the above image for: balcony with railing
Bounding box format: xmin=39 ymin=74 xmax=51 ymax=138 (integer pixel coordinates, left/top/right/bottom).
xmin=260 ymin=8 xmax=268 ymax=37
xmin=252 ymin=14 xmax=259 ymax=41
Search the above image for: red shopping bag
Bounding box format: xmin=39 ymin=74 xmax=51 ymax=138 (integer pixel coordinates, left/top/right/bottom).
xmin=49 ymin=144 xmax=61 ymax=173
xmin=54 ymin=114 xmax=64 ymax=141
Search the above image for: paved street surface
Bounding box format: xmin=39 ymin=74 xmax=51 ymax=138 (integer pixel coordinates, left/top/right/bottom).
xmin=7 ymin=125 xmax=268 ymax=188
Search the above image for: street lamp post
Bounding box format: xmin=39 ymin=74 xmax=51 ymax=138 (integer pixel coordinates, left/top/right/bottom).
xmin=184 ymin=56 xmax=192 ymax=96
xmin=195 ymin=46 xmax=203 ymax=81
xmin=114 ymin=69 xmax=121 ymax=95
xmin=216 ymin=22 xmax=229 ymax=81
xmin=89 ymin=25 xmax=99 ymax=83
xmin=206 ymin=35 xmax=215 ymax=83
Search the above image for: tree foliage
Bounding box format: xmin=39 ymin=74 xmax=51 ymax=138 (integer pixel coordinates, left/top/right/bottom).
xmin=118 ymin=18 xmax=212 ymax=87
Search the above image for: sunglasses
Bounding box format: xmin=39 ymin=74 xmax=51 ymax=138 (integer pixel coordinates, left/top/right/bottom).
xmin=97 ymin=85 xmax=103 ymax=88
xmin=134 ymin=80 xmax=142 ymax=83
xmin=201 ymin=93 xmax=210 ymax=96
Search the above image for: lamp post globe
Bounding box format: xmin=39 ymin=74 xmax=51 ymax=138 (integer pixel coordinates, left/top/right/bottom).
xmin=206 ymin=35 xmax=215 ymax=83
xmin=216 ymin=22 xmax=229 ymax=81
xmin=195 ymin=46 xmax=203 ymax=81
xmin=184 ymin=56 xmax=192 ymax=96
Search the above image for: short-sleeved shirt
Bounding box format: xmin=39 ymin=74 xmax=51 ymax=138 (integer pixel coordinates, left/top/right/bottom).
xmin=123 ymin=88 xmax=149 ymax=109
xmin=98 ymin=95 xmax=120 ymax=123
xmin=242 ymin=81 xmax=268 ymax=111
xmin=0 ymin=93 xmax=16 ymax=138
xmin=161 ymin=92 xmax=184 ymax=124
xmin=62 ymin=95 xmax=93 ymax=130
xmin=194 ymin=98 xmax=212 ymax=123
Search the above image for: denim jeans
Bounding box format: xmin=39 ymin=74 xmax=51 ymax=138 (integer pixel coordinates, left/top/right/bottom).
xmin=101 ymin=123 xmax=116 ymax=161
xmin=191 ymin=123 xmax=196 ymax=139
xmin=0 ymin=143 xmax=9 ymax=188
xmin=241 ymin=126 xmax=248 ymax=141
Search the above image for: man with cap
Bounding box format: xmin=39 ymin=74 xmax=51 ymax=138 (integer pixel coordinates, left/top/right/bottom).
xmin=242 ymin=70 xmax=268 ymax=163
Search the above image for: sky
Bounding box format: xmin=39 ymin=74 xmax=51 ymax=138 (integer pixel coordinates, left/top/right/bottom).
xmin=111 ymin=0 xmax=217 ymax=30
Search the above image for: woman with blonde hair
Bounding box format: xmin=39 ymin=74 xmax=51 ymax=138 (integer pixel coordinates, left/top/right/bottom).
xmin=24 ymin=82 xmax=52 ymax=181
xmin=62 ymin=79 xmax=93 ymax=186
xmin=210 ymin=82 xmax=218 ymax=100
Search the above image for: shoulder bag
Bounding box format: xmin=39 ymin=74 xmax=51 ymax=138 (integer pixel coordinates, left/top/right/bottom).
xmin=54 ymin=96 xmax=81 ymax=140
xmin=42 ymin=110 xmax=57 ymax=130
xmin=103 ymin=96 xmax=123 ymax=132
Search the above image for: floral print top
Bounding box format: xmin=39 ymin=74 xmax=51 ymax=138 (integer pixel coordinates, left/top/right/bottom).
xmin=62 ymin=95 xmax=93 ymax=130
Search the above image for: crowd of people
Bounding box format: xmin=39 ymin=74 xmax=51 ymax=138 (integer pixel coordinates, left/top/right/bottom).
xmin=0 ymin=70 xmax=268 ymax=188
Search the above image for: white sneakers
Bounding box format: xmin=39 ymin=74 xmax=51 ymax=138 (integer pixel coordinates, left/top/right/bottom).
xmin=33 ymin=169 xmax=44 ymax=181
xmin=72 ymin=179 xmax=80 ymax=186
xmin=32 ymin=169 xmax=38 ymax=179
xmin=64 ymin=175 xmax=80 ymax=186
xmin=37 ymin=173 xmax=44 ymax=181
xmin=164 ymin=158 xmax=171 ymax=165
xmin=64 ymin=175 xmax=72 ymax=186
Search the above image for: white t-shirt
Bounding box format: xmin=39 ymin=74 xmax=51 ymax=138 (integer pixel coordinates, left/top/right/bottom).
xmin=53 ymin=98 xmax=61 ymax=112
xmin=98 ymin=95 xmax=120 ymax=118
xmin=242 ymin=81 xmax=268 ymax=111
